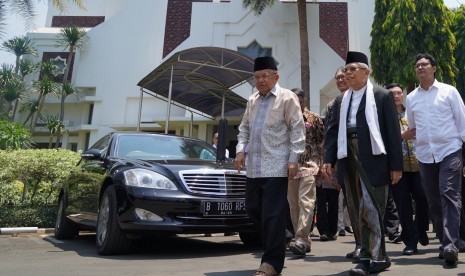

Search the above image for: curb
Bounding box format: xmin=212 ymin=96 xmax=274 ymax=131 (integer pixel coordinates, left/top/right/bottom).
xmin=0 ymin=227 xmax=55 ymax=235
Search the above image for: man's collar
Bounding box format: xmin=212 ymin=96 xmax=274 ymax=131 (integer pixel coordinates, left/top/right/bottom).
xmin=352 ymin=83 xmax=367 ymax=94
xmin=419 ymin=79 xmax=439 ymax=92
xmin=255 ymin=83 xmax=280 ymax=98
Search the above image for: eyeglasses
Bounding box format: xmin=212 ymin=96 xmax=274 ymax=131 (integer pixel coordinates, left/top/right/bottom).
xmin=254 ymin=72 xmax=276 ymax=81
xmin=335 ymin=76 xmax=345 ymax=81
xmin=414 ymin=62 xmax=431 ymax=70
xmin=342 ymin=66 xmax=367 ymax=73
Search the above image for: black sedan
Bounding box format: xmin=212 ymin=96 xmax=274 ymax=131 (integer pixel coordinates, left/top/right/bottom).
xmin=55 ymin=132 xmax=258 ymax=255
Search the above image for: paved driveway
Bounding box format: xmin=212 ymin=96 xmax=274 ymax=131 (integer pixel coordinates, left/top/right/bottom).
xmin=0 ymin=231 xmax=462 ymax=275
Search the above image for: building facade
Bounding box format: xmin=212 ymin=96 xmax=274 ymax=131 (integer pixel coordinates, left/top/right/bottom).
xmin=17 ymin=0 xmax=374 ymax=152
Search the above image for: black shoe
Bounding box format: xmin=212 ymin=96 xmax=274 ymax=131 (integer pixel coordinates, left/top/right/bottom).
xmin=349 ymin=263 xmax=369 ymax=276
xmin=289 ymin=240 xmax=310 ymax=255
xmin=402 ymin=246 xmax=418 ymax=255
xmin=329 ymin=234 xmax=337 ymax=241
xmin=443 ymin=248 xmax=458 ymax=266
xmin=310 ymin=232 xmax=319 ymax=238
xmin=345 ymin=226 xmax=354 ymax=234
xmin=320 ymin=233 xmax=329 ymax=241
xmin=286 ymin=229 xmax=294 ymax=244
xmin=418 ymin=231 xmax=429 ymax=246
xmin=347 ymin=245 xmax=362 ymax=262
xmin=439 ymin=249 xmax=444 ymax=259
xmin=389 ymin=233 xmax=402 ymax=243
xmin=338 ymin=229 xmax=346 ymax=236
xmin=369 ymin=257 xmax=391 ymax=274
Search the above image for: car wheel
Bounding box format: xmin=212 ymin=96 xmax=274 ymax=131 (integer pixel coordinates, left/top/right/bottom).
xmin=54 ymin=195 xmax=79 ymax=239
xmin=96 ymin=185 xmax=132 ymax=255
xmin=239 ymin=231 xmax=262 ymax=247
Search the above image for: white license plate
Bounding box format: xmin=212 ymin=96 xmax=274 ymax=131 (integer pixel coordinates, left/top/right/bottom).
xmin=202 ymin=200 xmax=247 ymax=216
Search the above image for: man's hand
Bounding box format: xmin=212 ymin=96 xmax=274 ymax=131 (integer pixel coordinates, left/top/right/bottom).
xmin=321 ymin=163 xmax=332 ymax=178
xmin=288 ymin=162 xmax=298 ymax=180
xmin=401 ymin=128 xmax=416 ymax=140
xmin=390 ymin=170 xmax=402 ymax=185
xmin=234 ymin=152 xmax=245 ymax=173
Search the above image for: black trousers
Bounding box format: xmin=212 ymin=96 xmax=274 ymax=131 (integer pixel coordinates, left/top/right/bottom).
xmin=391 ymin=171 xmax=429 ymax=248
xmin=245 ymin=177 xmax=288 ymax=273
xmin=316 ymin=186 xmax=339 ymax=237
xmin=384 ymin=185 xmax=400 ymax=238
xmin=419 ymin=149 xmax=462 ymax=252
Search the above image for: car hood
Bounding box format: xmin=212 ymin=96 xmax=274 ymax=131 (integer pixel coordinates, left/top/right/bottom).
xmin=151 ymin=159 xmax=236 ymax=173
xmin=112 ymin=157 xmax=238 ymax=175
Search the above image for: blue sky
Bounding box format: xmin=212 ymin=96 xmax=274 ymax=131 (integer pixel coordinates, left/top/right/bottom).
xmin=0 ymin=0 xmax=463 ymax=66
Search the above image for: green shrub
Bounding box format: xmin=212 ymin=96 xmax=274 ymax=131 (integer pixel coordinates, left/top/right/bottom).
xmin=0 ymin=149 xmax=80 ymax=227
xmin=0 ymin=120 xmax=34 ymax=150
xmin=0 ymin=149 xmax=80 ymax=207
xmin=0 ymin=205 xmax=57 ymax=228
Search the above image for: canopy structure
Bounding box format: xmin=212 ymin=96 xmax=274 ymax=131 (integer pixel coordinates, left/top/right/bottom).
xmin=137 ymin=47 xmax=255 ymax=133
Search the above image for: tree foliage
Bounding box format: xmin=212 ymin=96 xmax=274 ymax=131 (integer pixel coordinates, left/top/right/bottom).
xmin=242 ymin=0 xmax=275 ymax=16
xmin=0 ymin=148 xmax=80 ymax=205
xmin=1 ymin=36 xmax=37 ymax=74
xmin=55 ymin=24 xmax=87 ymax=147
xmin=0 ymin=119 xmax=33 ymax=149
xmin=452 ymin=5 xmax=465 ymax=97
xmin=242 ymin=0 xmax=310 ymax=100
xmin=0 ymin=0 xmax=86 ymax=38
xmin=370 ymin=0 xmax=456 ymax=91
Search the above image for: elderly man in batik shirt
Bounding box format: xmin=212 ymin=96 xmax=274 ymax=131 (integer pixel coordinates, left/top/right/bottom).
xmin=235 ymin=56 xmax=305 ymax=276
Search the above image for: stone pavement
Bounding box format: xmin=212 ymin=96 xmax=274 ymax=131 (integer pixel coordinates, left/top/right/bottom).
xmin=276 ymin=230 xmax=464 ymax=275
xmin=1 ymin=227 xmax=463 ymax=275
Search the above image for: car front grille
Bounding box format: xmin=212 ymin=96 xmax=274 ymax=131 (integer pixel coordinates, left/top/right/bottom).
xmin=179 ymin=169 xmax=246 ymax=196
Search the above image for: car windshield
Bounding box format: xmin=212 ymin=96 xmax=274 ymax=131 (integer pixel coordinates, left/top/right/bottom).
xmin=114 ymin=134 xmax=217 ymax=161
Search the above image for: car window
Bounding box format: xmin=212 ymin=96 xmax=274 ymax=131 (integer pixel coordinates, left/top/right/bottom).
xmin=115 ymin=135 xmax=216 ymax=160
xmin=89 ymin=134 xmax=111 ymax=154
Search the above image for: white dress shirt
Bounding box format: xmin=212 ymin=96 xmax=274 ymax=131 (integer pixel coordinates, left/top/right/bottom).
xmin=347 ymin=85 xmax=366 ymax=127
xmin=213 ymin=144 xmax=229 ymax=158
xmin=406 ymin=80 xmax=465 ymax=163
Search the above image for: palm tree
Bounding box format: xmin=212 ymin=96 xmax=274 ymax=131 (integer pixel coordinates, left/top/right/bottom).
xmin=0 ymin=64 xmax=26 ymax=120
xmin=30 ymin=60 xmax=60 ymax=131
xmin=0 ymin=0 xmax=85 ymax=37
xmin=55 ymin=24 xmax=87 ymax=147
xmin=1 ymin=36 xmax=37 ymax=74
xmin=243 ymin=0 xmax=310 ymax=99
xmin=40 ymin=114 xmax=65 ymax=148
xmin=1 ymin=36 xmax=37 ymax=120
xmin=0 ymin=64 xmax=16 ymax=112
xmin=12 ymin=59 xmax=37 ymax=120
xmin=2 ymin=72 xmax=26 ymax=116
xmin=20 ymin=98 xmax=39 ymax=126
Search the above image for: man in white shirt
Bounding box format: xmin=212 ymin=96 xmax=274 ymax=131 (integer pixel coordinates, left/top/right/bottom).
xmin=406 ymin=53 xmax=465 ymax=267
xmin=212 ymin=131 xmax=229 ymax=158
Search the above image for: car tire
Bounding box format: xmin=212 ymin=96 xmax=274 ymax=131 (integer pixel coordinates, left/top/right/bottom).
xmin=239 ymin=231 xmax=262 ymax=247
xmin=55 ymin=195 xmax=79 ymax=239
xmin=96 ymin=185 xmax=132 ymax=255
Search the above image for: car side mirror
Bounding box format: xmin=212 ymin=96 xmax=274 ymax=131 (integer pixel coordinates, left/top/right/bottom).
xmin=81 ymin=149 xmax=102 ymax=160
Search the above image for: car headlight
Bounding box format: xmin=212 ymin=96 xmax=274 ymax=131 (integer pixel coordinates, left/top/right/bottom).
xmin=123 ymin=168 xmax=178 ymax=190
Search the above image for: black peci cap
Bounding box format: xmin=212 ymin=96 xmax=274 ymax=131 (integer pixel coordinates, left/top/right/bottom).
xmin=254 ymin=56 xmax=278 ymax=71
xmin=346 ymin=51 xmax=369 ymax=66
